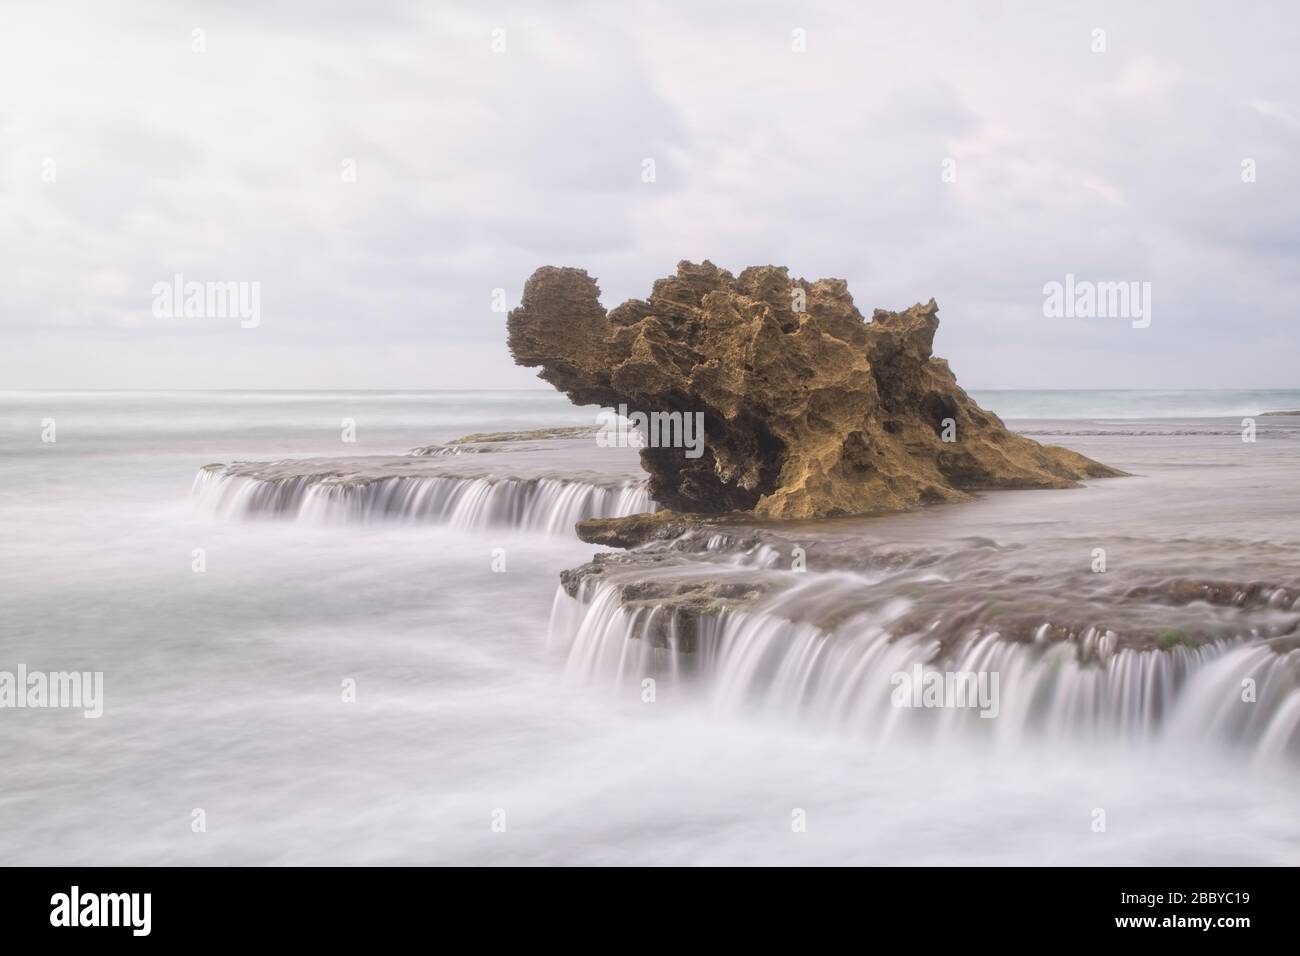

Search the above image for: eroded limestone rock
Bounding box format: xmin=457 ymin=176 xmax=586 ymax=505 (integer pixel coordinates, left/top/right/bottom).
xmin=509 ymin=260 xmax=1122 ymax=519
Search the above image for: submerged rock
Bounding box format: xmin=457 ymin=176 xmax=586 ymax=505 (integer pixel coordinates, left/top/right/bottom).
xmin=575 ymin=510 xmax=738 ymax=548
xmin=508 ymin=261 xmax=1122 ymax=519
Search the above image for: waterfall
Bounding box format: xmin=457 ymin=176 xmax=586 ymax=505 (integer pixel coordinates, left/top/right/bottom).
xmin=549 ymin=576 xmax=1300 ymax=757
xmin=192 ymin=467 xmax=656 ymax=533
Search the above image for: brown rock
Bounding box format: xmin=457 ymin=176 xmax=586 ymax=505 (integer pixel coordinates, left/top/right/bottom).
xmin=508 ymin=260 xmax=1123 ymax=519
xmin=574 ymin=510 xmax=746 ymax=548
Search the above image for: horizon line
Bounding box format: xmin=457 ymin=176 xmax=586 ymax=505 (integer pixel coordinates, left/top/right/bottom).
xmin=2 ymin=386 xmax=1299 ymax=394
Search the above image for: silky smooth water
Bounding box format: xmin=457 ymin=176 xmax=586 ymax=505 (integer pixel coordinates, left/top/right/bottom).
xmin=1 ymin=390 xmax=1298 ymax=864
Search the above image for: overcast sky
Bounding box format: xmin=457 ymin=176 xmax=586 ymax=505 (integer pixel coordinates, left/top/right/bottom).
xmin=2 ymin=0 xmax=1297 ymax=389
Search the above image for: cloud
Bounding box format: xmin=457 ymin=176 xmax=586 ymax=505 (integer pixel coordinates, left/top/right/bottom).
xmin=1 ymin=0 xmax=1298 ymax=388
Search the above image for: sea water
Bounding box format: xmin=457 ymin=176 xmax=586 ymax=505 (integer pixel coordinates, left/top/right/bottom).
xmin=1 ymin=390 xmax=1297 ymax=864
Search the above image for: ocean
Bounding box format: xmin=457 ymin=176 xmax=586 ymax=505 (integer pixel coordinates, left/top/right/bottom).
xmin=1 ymin=389 xmax=1298 ymax=864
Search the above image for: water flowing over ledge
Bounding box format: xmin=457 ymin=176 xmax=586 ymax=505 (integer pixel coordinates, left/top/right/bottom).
xmin=546 ymin=414 xmax=1300 ymax=760
xmin=192 ymin=467 xmax=655 ymax=533
xmin=548 ymin=576 xmax=1300 ymax=758
xmin=191 ymin=429 xmax=656 ymax=532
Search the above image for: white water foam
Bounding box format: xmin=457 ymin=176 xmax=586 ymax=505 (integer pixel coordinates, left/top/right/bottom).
xmin=550 ymin=577 xmax=1300 ymax=758
xmin=8 ymin=390 xmax=1300 ymax=864
xmin=192 ymin=468 xmax=656 ymax=533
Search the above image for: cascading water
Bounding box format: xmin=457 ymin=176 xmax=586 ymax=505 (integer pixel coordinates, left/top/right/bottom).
xmin=192 ymin=467 xmax=656 ymax=533
xmin=549 ymin=570 xmax=1300 ymax=758
xmin=15 ymin=389 xmax=1300 ymax=865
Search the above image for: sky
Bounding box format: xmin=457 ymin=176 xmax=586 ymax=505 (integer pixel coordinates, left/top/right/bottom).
xmin=1 ymin=0 xmax=1297 ymax=389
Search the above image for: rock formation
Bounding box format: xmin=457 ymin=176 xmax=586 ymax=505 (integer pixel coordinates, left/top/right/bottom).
xmin=508 ymin=260 xmax=1122 ymax=520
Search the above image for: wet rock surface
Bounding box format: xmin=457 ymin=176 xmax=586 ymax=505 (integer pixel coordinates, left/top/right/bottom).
xmin=191 ymin=431 xmax=656 ymax=529
xmin=560 ymin=522 xmax=1300 ymax=660
xmin=411 ymin=426 xmax=600 ymax=453
xmin=201 ymin=431 xmax=642 ymax=487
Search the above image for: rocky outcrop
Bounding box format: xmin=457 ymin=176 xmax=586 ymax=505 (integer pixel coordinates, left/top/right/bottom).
xmin=508 ymin=260 xmax=1123 ymax=520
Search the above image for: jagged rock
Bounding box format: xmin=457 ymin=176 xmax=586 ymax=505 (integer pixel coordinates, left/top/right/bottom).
xmin=509 ymin=260 xmax=1123 ymax=519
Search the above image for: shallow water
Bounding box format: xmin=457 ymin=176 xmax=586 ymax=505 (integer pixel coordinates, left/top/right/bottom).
xmin=1 ymin=390 xmax=1298 ymax=864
